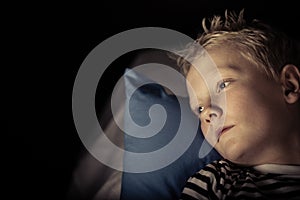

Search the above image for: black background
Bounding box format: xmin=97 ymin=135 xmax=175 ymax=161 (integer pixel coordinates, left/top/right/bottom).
xmin=10 ymin=0 xmax=300 ymax=199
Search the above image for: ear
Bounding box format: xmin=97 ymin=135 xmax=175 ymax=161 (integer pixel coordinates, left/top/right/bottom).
xmin=280 ymin=64 xmax=300 ymax=104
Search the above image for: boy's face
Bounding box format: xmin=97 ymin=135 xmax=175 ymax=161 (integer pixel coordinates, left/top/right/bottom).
xmin=186 ymin=48 xmax=292 ymax=165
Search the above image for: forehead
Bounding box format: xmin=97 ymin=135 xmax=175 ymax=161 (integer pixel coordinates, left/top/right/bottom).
xmin=190 ymin=45 xmax=262 ymax=76
xmin=186 ymin=48 xmax=245 ymax=83
xmin=185 ymin=48 xmax=252 ymax=104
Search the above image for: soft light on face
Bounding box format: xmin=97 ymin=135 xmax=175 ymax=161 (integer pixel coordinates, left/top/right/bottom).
xmin=186 ymin=52 xmax=227 ymax=148
xmin=186 ymin=47 xmax=292 ymax=165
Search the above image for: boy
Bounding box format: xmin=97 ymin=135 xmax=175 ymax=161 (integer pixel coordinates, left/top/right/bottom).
xmin=177 ymin=10 xmax=300 ymax=199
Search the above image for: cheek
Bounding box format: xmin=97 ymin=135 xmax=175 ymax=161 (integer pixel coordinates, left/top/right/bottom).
xmin=200 ymin=122 xmax=210 ymax=139
xmin=227 ymin=85 xmax=285 ymax=133
xmin=227 ymin=91 xmax=268 ymax=123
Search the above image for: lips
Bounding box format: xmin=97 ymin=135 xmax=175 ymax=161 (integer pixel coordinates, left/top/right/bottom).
xmin=217 ymin=125 xmax=234 ymax=138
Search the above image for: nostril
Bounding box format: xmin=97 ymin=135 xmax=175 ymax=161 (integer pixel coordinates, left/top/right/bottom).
xmin=207 ymin=113 xmax=218 ymax=123
xmin=209 ymin=113 xmax=217 ymax=118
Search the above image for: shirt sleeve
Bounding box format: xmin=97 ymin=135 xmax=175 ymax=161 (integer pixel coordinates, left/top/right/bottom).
xmin=180 ymin=160 xmax=223 ymax=200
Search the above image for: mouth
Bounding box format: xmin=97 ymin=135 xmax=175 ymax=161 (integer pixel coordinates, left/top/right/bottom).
xmin=217 ymin=125 xmax=234 ymax=138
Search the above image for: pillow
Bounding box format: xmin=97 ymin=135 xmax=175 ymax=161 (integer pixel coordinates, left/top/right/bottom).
xmin=121 ymin=68 xmax=221 ymax=200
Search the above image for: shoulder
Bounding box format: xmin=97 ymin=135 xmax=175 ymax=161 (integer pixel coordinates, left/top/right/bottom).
xmin=199 ymin=159 xmax=239 ymax=177
xmin=181 ymin=159 xmax=239 ymax=199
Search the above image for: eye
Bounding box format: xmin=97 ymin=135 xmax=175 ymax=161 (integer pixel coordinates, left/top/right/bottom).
xmin=198 ymin=106 xmax=205 ymax=113
xmin=217 ymin=79 xmax=231 ymax=93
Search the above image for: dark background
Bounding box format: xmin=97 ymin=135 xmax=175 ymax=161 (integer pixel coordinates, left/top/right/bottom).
xmin=11 ymin=0 xmax=300 ymax=199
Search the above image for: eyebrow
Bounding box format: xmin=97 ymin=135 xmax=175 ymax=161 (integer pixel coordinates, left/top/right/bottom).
xmin=188 ymin=64 xmax=241 ymax=109
xmin=190 ymin=97 xmax=205 ymax=114
xmin=190 ymin=64 xmax=240 ymax=110
xmin=217 ymin=64 xmax=242 ymax=72
xmin=190 ymin=104 xmax=200 ymax=115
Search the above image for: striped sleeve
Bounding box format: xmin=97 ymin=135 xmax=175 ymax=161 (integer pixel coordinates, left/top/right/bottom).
xmin=180 ymin=159 xmax=300 ymax=200
xmin=180 ymin=160 xmax=223 ymax=200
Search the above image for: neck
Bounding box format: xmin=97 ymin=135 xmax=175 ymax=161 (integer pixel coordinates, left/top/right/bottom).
xmin=271 ymin=129 xmax=300 ymax=165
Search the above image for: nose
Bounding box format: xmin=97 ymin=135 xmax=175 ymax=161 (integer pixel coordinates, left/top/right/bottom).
xmin=202 ymin=105 xmax=223 ymax=124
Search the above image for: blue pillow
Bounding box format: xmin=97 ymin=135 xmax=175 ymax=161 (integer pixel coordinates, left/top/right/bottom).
xmin=121 ymin=68 xmax=221 ymax=200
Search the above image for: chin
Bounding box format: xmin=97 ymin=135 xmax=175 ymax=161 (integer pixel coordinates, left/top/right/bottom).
xmin=226 ymin=158 xmax=254 ymax=166
xmin=218 ymin=145 xmax=256 ymax=166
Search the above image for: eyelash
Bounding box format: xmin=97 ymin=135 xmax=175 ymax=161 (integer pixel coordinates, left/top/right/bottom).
xmin=216 ymin=79 xmax=232 ymax=93
xmin=196 ymin=79 xmax=233 ymax=115
xmin=198 ymin=106 xmax=204 ymax=114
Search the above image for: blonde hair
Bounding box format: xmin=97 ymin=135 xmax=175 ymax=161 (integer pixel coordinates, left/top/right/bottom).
xmin=177 ymin=9 xmax=300 ymax=80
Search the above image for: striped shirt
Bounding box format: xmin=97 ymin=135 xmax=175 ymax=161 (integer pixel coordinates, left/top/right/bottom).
xmin=180 ymin=159 xmax=300 ymax=200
